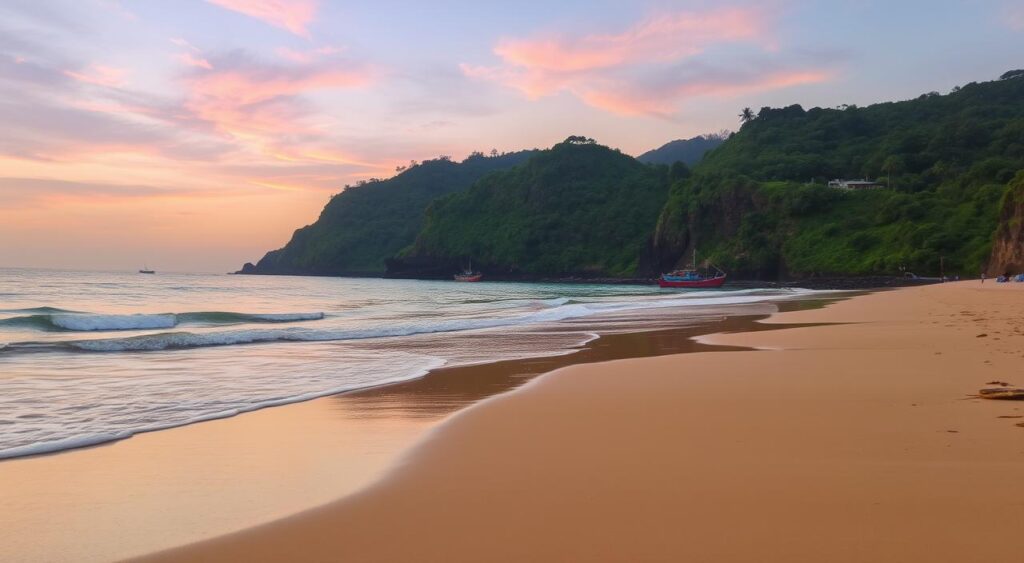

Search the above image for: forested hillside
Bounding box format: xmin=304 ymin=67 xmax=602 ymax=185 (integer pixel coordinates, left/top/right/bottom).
xmin=239 ymin=151 xmax=534 ymax=275
xmin=242 ymin=72 xmax=1024 ymax=281
xmin=636 ymin=134 xmax=726 ymax=166
xmin=390 ymin=138 xmax=675 ymax=278
xmin=650 ymin=72 xmax=1024 ymax=278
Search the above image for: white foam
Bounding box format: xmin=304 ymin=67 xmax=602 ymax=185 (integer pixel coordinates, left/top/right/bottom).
xmin=247 ymin=312 xmax=324 ymax=322
xmin=0 ymin=354 xmax=445 ymax=460
xmin=51 ymin=313 xmax=178 ymax=331
xmin=52 ymin=288 xmax=821 ymax=352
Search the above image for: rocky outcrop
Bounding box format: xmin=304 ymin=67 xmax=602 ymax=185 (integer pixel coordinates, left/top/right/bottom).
xmin=988 ymin=172 xmax=1024 ymax=276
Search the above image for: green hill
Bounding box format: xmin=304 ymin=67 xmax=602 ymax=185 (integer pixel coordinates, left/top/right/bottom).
xmin=637 ymin=134 xmax=726 ymax=166
xmin=239 ymin=151 xmax=535 ymax=276
xmin=242 ymin=72 xmax=1024 ymax=282
xmin=390 ymin=137 xmax=674 ymax=278
xmin=650 ymin=73 xmax=1024 ymax=279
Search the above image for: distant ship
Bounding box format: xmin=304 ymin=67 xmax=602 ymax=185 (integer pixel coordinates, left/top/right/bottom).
xmin=453 ymin=259 xmax=482 ymax=282
xmin=139 ymin=265 xmax=155 ymax=274
xmin=658 ymin=250 xmax=726 ymax=288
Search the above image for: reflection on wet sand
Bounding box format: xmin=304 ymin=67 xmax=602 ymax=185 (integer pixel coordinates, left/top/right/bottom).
xmin=336 ymin=300 xmax=833 ymax=420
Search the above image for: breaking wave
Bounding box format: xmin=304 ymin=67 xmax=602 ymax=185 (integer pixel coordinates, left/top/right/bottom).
xmin=0 ymin=311 xmax=326 ymax=332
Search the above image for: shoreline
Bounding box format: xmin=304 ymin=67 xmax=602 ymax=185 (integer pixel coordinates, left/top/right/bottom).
xmin=0 ymin=295 xmax=823 ymax=463
xmin=235 ymin=269 xmax=942 ymax=290
xmin=146 ymin=281 xmax=1024 ymax=562
xmin=0 ymin=298 xmax=829 ymax=562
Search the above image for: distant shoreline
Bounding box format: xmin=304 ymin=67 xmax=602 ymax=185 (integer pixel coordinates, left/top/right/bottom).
xmin=233 ymin=269 xmax=942 ymax=290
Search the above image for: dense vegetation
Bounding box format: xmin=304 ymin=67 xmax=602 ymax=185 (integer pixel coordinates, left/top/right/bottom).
xmin=651 ymin=73 xmax=1024 ymax=278
xmin=240 ymin=151 xmax=534 ymax=275
xmin=636 ymin=134 xmax=727 ymax=166
xmin=243 ymin=73 xmax=1024 ymax=281
xmin=395 ymin=138 xmax=674 ymax=277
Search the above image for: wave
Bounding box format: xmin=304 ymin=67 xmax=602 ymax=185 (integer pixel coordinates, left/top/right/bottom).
xmin=0 ymin=311 xmax=325 ymax=332
xmin=0 ymin=288 xmax=818 ymax=353
xmin=0 ymin=355 xmax=445 ymax=460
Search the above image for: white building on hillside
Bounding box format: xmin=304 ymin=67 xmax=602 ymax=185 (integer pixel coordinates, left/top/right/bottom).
xmin=828 ymin=179 xmax=884 ymax=190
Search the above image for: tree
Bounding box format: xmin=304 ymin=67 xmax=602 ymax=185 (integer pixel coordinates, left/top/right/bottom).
xmin=564 ymin=135 xmax=596 ymax=145
xmin=739 ymin=107 xmax=755 ymax=123
xmin=707 ymin=129 xmax=731 ymax=141
xmin=882 ymin=156 xmax=905 ymax=190
xmin=1000 ymin=69 xmax=1024 ymax=80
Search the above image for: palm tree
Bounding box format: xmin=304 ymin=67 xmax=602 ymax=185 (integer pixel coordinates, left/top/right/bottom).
xmin=738 ymin=107 xmax=755 ymax=124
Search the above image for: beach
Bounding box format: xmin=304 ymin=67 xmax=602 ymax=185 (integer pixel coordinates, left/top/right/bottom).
xmin=143 ymin=281 xmax=1024 ymax=562
xmin=0 ymin=279 xmax=816 ymax=562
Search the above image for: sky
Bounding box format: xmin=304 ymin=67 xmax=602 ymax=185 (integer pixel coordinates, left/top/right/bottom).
xmin=1 ymin=0 xmax=1022 ymax=272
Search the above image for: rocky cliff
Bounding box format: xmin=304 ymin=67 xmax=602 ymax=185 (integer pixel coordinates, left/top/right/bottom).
xmin=988 ymin=172 xmax=1024 ymax=276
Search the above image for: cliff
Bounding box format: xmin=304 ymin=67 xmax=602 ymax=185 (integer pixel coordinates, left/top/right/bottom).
xmin=988 ymin=172 xmax=1024 ymax=276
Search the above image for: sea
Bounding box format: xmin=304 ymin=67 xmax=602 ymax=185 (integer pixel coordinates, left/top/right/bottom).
xmin=0 ymin=268 xmax=826 ymax=460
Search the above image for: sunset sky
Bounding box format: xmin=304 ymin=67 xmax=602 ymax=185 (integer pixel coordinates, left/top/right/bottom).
xmin=2 ymin=0 xmax=1022 ymax=272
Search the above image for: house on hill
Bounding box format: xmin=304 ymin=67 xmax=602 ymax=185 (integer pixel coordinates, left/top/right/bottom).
xmin=828 ymin=179 xmax=884 ymax=190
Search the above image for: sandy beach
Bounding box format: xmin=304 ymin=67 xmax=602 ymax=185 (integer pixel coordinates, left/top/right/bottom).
xmin=0 ymin=303 xmax=803 ymax=562
xmin=143 ymin=281 xmax=1024 ymax=562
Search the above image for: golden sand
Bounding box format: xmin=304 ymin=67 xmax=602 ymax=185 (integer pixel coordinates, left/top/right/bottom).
xmin=144 ymin=281 xmax=1024 ymax=562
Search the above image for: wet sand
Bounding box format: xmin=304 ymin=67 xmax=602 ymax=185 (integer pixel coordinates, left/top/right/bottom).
xmin=0 ymin=301 xmax=820 ymax=562
xmin=146 ymin=282 xmax=1024 ymax=563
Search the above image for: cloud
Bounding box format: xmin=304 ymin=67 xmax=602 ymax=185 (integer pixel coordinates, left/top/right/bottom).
xmin=178 ymin=52 xmax=214 ymax=70
xmin=463 ymin=7 xmax=833 ymax=117
xmin=0 ymin=177 xmax=208 ymax=204
xmin=494 ymin=8 xmax=765 ymax=73
xmin=171 ymin=38 xmax=201 ymax=52
xmin=63 ymin=64 xmax=127 ymax=87
xmin=205 ymin=0 xmax=318 ymax=38
xmin=580 ymin=66 xmax=834 ymax=117
xmin=276 ymin=45 xmax=343 ymax=64
xmin=181 ymin=51 xmax=374 ymax=143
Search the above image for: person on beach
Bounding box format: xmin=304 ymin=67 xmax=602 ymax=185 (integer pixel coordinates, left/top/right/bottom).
xmin=981 ymin=271 xmax=985 ymax=284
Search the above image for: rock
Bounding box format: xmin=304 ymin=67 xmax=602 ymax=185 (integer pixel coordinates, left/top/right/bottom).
xmin=978 ymin=388 xmax=1024 ymax=400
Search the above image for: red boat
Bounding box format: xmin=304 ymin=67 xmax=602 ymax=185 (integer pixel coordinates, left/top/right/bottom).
xmin=454 ymin=259 xmax=483 ymax=282
xmin=658 ymin=250 xmax=727 ymax=288
xmin=658 ymin=270 xmax=727 ymax=288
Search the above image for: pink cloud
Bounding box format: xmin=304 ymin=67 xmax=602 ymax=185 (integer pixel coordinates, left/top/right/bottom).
xmin=580 ymin=70 xmax=834 ymax=117
xmin=178 ymin=53 xmax=214 ymax=70
xmin=171 ymin=38 xmax=201 ymax=52
xmin=206 ymin=0 xmax=317 ymax=38
xmin=494 ymin=8 xmax=765 ymax=73
xmin=182 ymin=54 xmax=373 ymax=143
xmin=463 ymin=7 xmax=834 ymax=117
xmin=64 ymin=65 xmax=127 ymax=87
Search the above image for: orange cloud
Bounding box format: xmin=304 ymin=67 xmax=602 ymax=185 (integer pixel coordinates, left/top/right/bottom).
xmin=64 ymin=65 xmax=128 ymax=87
xmin=183 ymin=60 xmax=372 ymax=142
xmin=494 ymin=8 xmax=764 ymax=73
xmin=464 ymin=7 xmax=834 ymax=117
xmin=205 ymin=0 xmax=317 ymax=38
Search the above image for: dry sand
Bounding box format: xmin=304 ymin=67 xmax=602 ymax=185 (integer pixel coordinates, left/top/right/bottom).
xmin=144 ymin=281 xmax=1024 ymax=562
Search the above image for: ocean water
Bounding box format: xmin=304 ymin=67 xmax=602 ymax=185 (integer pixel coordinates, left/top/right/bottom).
xmin=0 ymin=268 xmax=823 ymax=460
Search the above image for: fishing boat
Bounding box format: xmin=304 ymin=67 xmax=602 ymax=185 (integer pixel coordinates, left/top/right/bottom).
xmin=658 ymin=250 xmax=726 ymax=288
xmin=139 ymin=265 xmax=156 ymax=274
xmin=453 ymin=259 xmax=482 ymax=282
